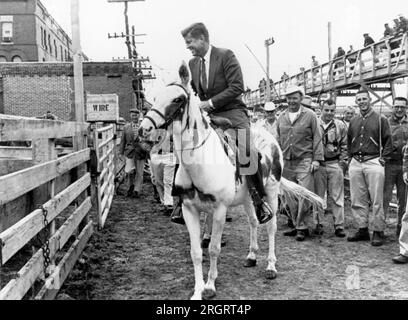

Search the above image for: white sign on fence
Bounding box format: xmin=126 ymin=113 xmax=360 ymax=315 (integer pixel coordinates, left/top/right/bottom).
xmin=86 ymin=94 xmax=119 ymax=122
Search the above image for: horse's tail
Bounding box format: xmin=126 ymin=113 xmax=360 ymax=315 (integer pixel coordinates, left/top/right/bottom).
xmin=279 ymin=177 xmax=324 ymax=210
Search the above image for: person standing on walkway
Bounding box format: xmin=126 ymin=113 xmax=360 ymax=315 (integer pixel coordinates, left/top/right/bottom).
xmin=347 ymin=89 xmax=392 ymax=246
xmin=383 ymin=97 xmax=408 ymax=236
xmin=313 ymin=99 xmax=348 ymax=237
xmin=255 ymin=101 xmax=278 ymax=139
xmin=392 ymin=143 xmax=408 ymax=264
xmin=119 ymin=108 xmax=149 ymax=198
xmin=276 ymin=85 xmax=324 ymax=241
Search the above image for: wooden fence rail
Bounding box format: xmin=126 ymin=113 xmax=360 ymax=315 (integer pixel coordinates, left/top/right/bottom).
xmin=0 ymin=115 xmax=91 ymax=300
xmin=93 ymin=124 xmax=116 ymax=229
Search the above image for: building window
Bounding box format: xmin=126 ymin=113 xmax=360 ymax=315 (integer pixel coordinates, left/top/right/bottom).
xmin=54 ymin=40 xmax=57 ymax=58
xmin=12 ymin=56 xmax=22 ymax=62
xmin=1 ymin=22 xmax=13 ymax=43
xmin=60 ymin=46 xmax=63 ymax=61
xmin=48 ymin=35 xmax=52 ymax=54
xmin=0 ymin=56 xmax=7 ymax=62
xmin=44 ymin=30 xmax=48 ymax=50
xmin=40 ymin=27 xmax=43 ymax=46
xmin=65 ymin=49 xmax=68 ymax=61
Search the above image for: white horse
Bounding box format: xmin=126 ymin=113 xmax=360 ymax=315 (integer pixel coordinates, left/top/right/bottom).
xmin=139 ymin=63 xmax=323 ymax=300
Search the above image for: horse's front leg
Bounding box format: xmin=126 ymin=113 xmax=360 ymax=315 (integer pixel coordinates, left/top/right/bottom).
xmin=183 ymin=201 xmax=205 ymax=300
xmin=264 ymin=182 xmax=279 ymax=279
xmin=243 ymin=194 xmax=259 ymax=268
xmin=203 ymin=203 xmax=227 ymax=299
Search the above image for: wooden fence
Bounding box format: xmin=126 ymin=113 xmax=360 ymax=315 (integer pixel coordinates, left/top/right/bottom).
xmin=0 ymin=115 xmax=92 ymax=300
xmin=93 ymin=124 xmax=116 ymax=229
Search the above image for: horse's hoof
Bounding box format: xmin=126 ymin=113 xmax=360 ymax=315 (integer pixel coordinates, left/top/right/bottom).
xmin=265 ymin=270 xmax=277 ymax=280
xmin=244 ymin=258 xmax=257 ymax=268
xmin=202 ymin=289 xmax=216 ymax=300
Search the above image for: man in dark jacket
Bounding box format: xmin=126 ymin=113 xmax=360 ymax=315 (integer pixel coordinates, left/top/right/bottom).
xmin=171 ymin=22 xmax=273 ymax=226
xmin=119 ymin=108 xmax=149 ymax=198
xmin=363 ymin=33 xmax=375 ymax=47
xmin=392 ymin=140 xmax=408 ymax=264
xmin=383 ymin=97 xmax=408 ymax=236
xmin=347 ymin=89 xmax=393 ymax=246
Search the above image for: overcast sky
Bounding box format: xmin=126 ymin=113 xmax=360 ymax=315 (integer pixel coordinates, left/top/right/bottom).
xmin=41 ymin=0 xmax=407 ymax=100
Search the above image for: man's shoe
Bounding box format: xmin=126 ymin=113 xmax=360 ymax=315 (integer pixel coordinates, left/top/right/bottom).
xmin=313 ymin=224 xmax=324 ymax=236
xmin=283 ymin=229 xmax=297 ymax=237
xmin=127 ymin=185 xmax=134 ymax=197
xmin=255 ymin=202 xmax=273 ymax=224
xmin=162 ymin=206 xmax=173 ymax=216
xmin=132 ymin=191 xmax=139 ymax=198
xmin=335 ymin=228 xmax=346 ymax=238
xmin=170 ymin=203 xmax=185 ymax=225
xmin=392 ymin=254 xmax=408 ymax=264
xmin=347 ymin=228 xmax=370 ymax=242
xmin=296 ymin=230 xmax=307 ymax=242
xmin=371 ymin=231 xmax=384 ymax=247
xmin=226 ymin=215 xmax=233 ymax=222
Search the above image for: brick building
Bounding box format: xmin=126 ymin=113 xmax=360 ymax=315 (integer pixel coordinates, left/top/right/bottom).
xmin=0 ymin=0 xmax=77 ymax=62
xmin=0 ymin=61 xmax=137 ymax=121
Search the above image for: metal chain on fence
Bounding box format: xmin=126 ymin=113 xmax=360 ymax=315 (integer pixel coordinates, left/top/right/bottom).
xmin=39 ymin=205 xmax=51 ymax=278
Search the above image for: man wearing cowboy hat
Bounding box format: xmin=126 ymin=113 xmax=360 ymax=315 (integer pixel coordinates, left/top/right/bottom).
xmin=256 ymin=101 xmax=278 ymax=139
xmin=276 ymin=85 xmax=324 ymax=241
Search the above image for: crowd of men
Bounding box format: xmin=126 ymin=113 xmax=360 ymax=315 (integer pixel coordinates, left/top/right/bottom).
xmin=254 ymin=86 xmax=408 ymax=263
xmin=120 ymin=21 xmax=408 ymax=266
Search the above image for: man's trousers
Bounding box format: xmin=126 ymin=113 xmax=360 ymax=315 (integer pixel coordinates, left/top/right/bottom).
xmin=282 ymin=158 xmax=314 ymax=230
xmin=349 ymin=157 xmax=386 ymax=232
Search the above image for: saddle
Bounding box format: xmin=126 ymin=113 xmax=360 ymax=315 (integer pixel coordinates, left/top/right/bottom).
xmin=210 ymin=116 xmax=233 ymax=131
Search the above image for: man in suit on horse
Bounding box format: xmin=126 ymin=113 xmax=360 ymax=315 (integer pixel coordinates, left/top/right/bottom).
xmin=171 ymin=22 xmax=272 ymax=225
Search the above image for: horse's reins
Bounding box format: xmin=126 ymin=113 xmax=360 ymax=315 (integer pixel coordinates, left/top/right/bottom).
xmin=144 ymin=83 xmax=212 ymax=152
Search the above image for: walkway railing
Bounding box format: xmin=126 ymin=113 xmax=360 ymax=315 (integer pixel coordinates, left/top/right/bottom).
xmin=244 ymin=33 xmax=408 ymax=107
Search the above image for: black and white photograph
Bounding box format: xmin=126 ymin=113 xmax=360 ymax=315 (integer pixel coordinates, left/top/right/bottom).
xmin=0 ymin=0 xmax=408 ymax=306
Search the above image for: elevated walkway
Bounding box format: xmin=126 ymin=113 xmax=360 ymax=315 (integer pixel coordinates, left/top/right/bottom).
xmin=244 ymin=33 xmax=408 ymax=107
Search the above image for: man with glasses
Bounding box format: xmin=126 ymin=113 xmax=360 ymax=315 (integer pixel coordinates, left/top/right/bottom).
xmin=384 ymin=97 xmax=408 ymax=237
xmin=347 ymin=89 xmax=392 ymax=246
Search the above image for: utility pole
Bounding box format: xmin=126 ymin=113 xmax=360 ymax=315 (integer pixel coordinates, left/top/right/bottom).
xmin=264 ymin=37 xmax=275 ymax=103
xmin=328 ymin=21 xmax=332 ymax=61
xmin=71 ymin=0 xmax=84 ymax=122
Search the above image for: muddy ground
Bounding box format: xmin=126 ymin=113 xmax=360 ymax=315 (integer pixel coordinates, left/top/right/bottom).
xmin=58 ymin=180 xmax=408 ymax=300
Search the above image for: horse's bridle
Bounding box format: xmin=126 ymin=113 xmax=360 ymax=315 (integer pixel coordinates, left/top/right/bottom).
xmin=144 ymin=83 xmax=190 ymax=131
xmin=144 ymin=83 xmax=212 ymax=152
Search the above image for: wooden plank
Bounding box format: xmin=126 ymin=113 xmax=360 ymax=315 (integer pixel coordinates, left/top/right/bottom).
xmin=0 ymin=147 xmax=32 ymax=159
xmin=35 ymin=221 xmax=93 ymax=300
xmin=96 ymin=124 xmax=114 ymax=133
xmin=0 ymin=148 xmax=90 ymax=205
xmin=0 ymin=117 xmax=89 ymax=142
xmin=0 ymin=174 xmax=91 ymax=264
xmin=0 ymin=198 xmax=92 ymax=300
xmin=0 ymin=159 xmax=33 ymax=177
xmin=98 ymin=134 xmax=114 ymax=150
xmin=98 ymin=144 xmax=114 ymax=172
xmin=100 ymin=170 xmax=114 ymax=198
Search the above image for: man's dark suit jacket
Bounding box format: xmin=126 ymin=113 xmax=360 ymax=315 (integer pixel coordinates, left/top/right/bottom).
xmin=119 ymin=123 xmax=148 ymax=160
xmin=189 ymin=46 xmax=247 ymax=114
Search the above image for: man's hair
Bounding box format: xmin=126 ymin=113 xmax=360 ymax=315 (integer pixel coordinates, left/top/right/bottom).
xmin=356 ymin=88 xmax=370 ymax=96
xmin=322 ymin=99 xmax=336 ymax=107
xmin=181 ymin=23 xmax=209 ymax=42
xmin=394 ymin=96 xmax=408 ymax=105
xmin=345 ymin=106 xmax=356 ymax=113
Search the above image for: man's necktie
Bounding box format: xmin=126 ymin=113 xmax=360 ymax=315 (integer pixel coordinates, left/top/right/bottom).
xmin=200 ymin=58 xmax=208 ymax=92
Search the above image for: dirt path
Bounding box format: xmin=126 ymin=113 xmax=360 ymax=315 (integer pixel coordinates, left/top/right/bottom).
xmin=59 ymin=182 xmax=408 ymax=300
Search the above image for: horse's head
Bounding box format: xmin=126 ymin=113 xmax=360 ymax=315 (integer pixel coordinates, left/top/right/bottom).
xmin=139 ymin=62 xmax=190 ymax=140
